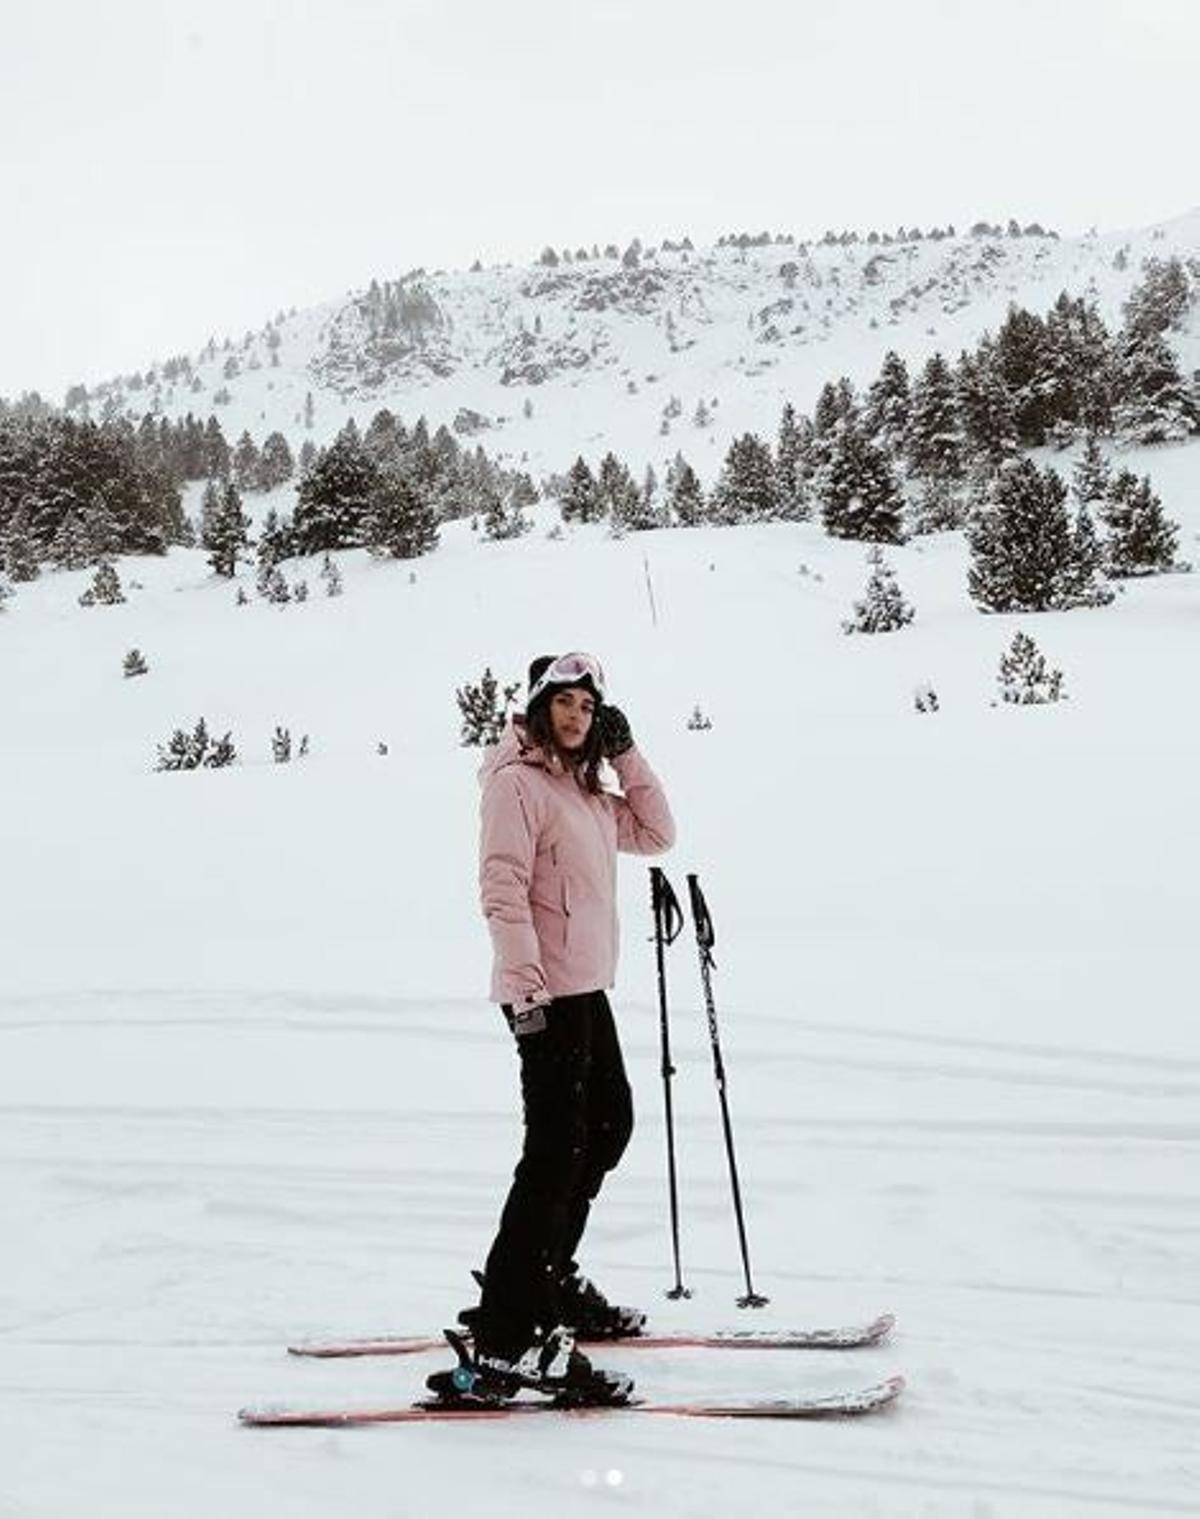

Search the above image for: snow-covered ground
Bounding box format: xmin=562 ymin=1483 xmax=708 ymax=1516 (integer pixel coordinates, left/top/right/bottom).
xmin=2 ymin=462 xmax=1199 ymax=1514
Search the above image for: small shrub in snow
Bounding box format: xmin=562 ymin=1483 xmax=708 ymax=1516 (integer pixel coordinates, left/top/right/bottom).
xmin=293 ymin=579 xmax=309 ymax=603
xmin=913 ymin=682 xmax=940 ymax=714
xmin=842 ymin=546 xmax=915 ymax=634
xmin=994 ymin=632 xmax=1067 ymax=706
xmin=686 ymin=705 xmax=713 ymax=731
xmin=123 ymin=648 xmax=149 ymax=678
xmin=155 ymin=718 xmax=238 ymax=771
xmin=79 ymin=562 xmax=126 ymax=607
xmin=0 ymin=574 xmax=11 ymax=610
xmin=257 ymin=563 xmax=291 ymax=604
xmin=272 ymin=727 xmax=292 ymax=763
xmin=235 ymin=585 xmax=249 ymax=606
xmin=377 ymin=741 xmax=390 ymax=756
xmin=320 ymin=555 xmax=344 ymax=597
xmin=298 ymin=734 xmax=310 ymax=758
xmin=457 ymin=667 xmax=521 ymax=746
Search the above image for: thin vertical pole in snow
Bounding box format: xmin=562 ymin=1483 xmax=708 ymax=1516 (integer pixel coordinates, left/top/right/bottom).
xmin=650 ymin=867 xmax=690 ymax=1299
xmin=642 ymin=552 xmax=658 ymax=627
xmin=686 ymin=872 xmax=769 ymax=1308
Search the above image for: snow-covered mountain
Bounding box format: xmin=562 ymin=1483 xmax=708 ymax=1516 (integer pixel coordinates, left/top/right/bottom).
xmin=73 ymin=209 xmax=1200 ymax=481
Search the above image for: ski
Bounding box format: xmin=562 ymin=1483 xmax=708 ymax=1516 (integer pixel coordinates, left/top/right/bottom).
xmin=239 ymin=1374 xmax=904 ymax=1426
xmin=287 ymin=1312 xmax=894 ymax=1359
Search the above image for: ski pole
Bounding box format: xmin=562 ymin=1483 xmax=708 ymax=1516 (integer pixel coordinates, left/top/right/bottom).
xmin=686 ymin=873 xmax=769 ymax=1308
xmin=650 ymin=866 xmax=690 ymax=1299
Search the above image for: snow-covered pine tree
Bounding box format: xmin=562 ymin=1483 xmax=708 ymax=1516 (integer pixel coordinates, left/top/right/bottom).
xmin=256 ymin=507 xmax=295 ymax=569
xmin=1062 ymin=504 xmax=1115 ymax=608
xmin=1 ymin=503 xmax=39 ymax=581
xmin=967 ymin=459 xmax=1098 ymax=612
xmin=206 ymin=483 xmax=251 ymax=578
xmin=78 ymin=560 xmax=126 ymax=606
xmin=710 ymin=432 xmax=777 ymax=524
xmin=863 ymin=351 xmax=911 ymax=456
xmin=1099 ymin=469 xmax=1183 ymax=576
xmin=774 ymin=402 xmax=811 ymax=520
xmin=665 ymin=454 xmax=705 ymax=526
xmin=319 ymin=553 xmax=344 ymax=596
xmin=904 ymin=352 xmax=964 ymax=482
xmin=233 ymin=431 xmax=261 ymax=491
xmin=995 ymin=631 xmax=1066 ymax=705
xmin=293 ymin=422 xmax=382 ymax=553
xmin=155 ymin=717 xmax=237 ymax=770
xmin=0 ymin=571 xmax=11 ymax=610
xmin=807 ymin=377 xmax=858 ymax=475
xmin=257 ymin=562 xmax=291 ymax=604
xmin=123 ymin=647 xmax=149 ymax=677
xmin=1112 ymin=329 xmax=1196 ymax=444
xmin=1121 ymin=255 xmax=1193 ymax=339
xmin=956 ymin=340 xmax=1020 ymax=469
xmin=596 ymin=452 xmax=644 ymax=530
xmin=456 ymin=667 xmax=521 ymax=746
xmin=817 ymin=418 xmax=905 ymax=543
xmin=842 ymin=544 xmax=916 ymax=633
xmin=994 ymin=305 xmax=1052 ymax=445
xmin=258 ymin=431 xmax=295 ymax=490
xmin=908 ymin=474 xmax=967 ymax=534
xmin=368 ymin=471 xmax=440 ymax=559
xmin=272 ymin=727 xmax=292 ymax=763
xmin=481 ymin=482 xmax=532 ymax=541
xmin=1042 ymin=293 xmax=1115 ymax=438
xmin=1071 ymin=433 xmax=1112 ymax=508
xmin=560 ymin=456 xmax=602 ymax=523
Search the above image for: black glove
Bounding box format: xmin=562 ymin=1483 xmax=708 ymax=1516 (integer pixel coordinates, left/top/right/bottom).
xmin=598 ymin=704 xmax=634 ymax=758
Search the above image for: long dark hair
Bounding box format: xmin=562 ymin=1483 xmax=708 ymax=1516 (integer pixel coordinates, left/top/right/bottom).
xmin=524 ymin=700 xmax=605 ymax=794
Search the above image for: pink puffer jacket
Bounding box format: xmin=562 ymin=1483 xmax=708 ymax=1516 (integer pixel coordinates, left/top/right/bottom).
xmin=479 ymin=717 xmax=676 ymax=1007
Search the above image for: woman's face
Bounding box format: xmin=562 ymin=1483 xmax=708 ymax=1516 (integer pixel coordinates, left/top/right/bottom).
xmin=548 ymin=687 xmax=596 ymax=752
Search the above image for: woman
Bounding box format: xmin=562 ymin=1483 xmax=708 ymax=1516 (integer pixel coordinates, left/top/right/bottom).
xmin=468 ymin=651 xmax=675 ymax=1400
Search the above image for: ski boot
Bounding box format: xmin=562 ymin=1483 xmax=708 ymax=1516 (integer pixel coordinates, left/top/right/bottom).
xmin=557 ymin=1272 xmax=646 ymax=1341
xmin=426 ymin=1327 xmax=633 ymax=1409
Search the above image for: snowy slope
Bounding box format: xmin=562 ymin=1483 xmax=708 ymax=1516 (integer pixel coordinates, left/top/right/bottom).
xmin=2 ymin=440 xmax=1199 ymax=1512
xmin=73 ymin=210 xmax=1200 ymax=486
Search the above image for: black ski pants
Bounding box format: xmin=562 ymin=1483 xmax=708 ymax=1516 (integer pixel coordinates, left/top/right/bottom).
xmin=479 ymin=990 xmax=633 ymax=1358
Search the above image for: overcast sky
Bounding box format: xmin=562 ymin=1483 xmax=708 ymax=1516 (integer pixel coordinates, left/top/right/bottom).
xmin=2 ymin=0 xmax=1198 ymax=401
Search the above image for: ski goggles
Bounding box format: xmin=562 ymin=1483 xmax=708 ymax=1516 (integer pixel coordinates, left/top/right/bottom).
xmin=527 ymin=651 xmax=607 ymax=707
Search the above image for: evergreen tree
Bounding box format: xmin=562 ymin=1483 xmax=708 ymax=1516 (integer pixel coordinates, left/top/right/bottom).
xmin=1122 ymin=256 xmax=1193 ymax=339
xmin=320 ymin=553 xmax=344 ymax=597
xmin=78 ymin=561 xmax=126 ymax=606
xmin=817 ymin=419 xmax=905 ymax=542
xmin=123 ymin=648 xmax=149 ymax=678
xmin=258 ymin=431 xmax=295 ymax=490
xmin=481 ymin=481 xmax=532 ymax=541
xmin=560 ymin=456 xmax=601 ymax=523
xmin=1043 ymin=293 xmax=1115 ymax=437
xmin=905 ymin=352 xmax=965 ymax=481
xmin=456 ymin=667 xmax=521 ymax=746
xmin=1062 ymin=505 xmax=1115 ymax=608
xmin=1098 ymin=470 xmax=1183 ymax=576
xmin=775 ymin=402 xmax=810 ymax=519
xmin=710 ymin=432 xmax=777 ymax=524
xmin=967 ymin=460 xmax=1103 ymax=612
xmin=842 ymin=545 xmax=916 ymax=633
xmin=202 ymin=416 xmax=231 ymax=479
xmin=1071 ymin=433 xmax=1112 ymax=508
xmin=369 ymin=471 xmax=440 ymax=559
xmin=994 ymin=305 xmax=1052 ymax=445
xmin=0 ymin=571 xmax=11 ymax=611
xmin=808 ymin=377 xmax=858 ymax=474
xmin=293 ymin=424 xmax=382 ymax=552
xmin=995 ymin=631 xmax=1066 ymax=705
xmin=256 ymin=507 xmax=295 ymax=568
xmin=597 ymin=452 xmax=643 ymax=529
xmin=232 ymin=431 xmax=261 ymax=491
xmin=862 ymin=351 xmax=911 ymax=454
xmin=956 ymin=341 xmax=1020 ymax=467
xmin=1 ymin=503 xmax=39 ymax=581
xmin=1112 ymin=329 xmax=1195 ymax=444
xmin=206 ymin=483 xmax=251 ymax=577
xmin=665 ymin=454 xmax=705 ymax=526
